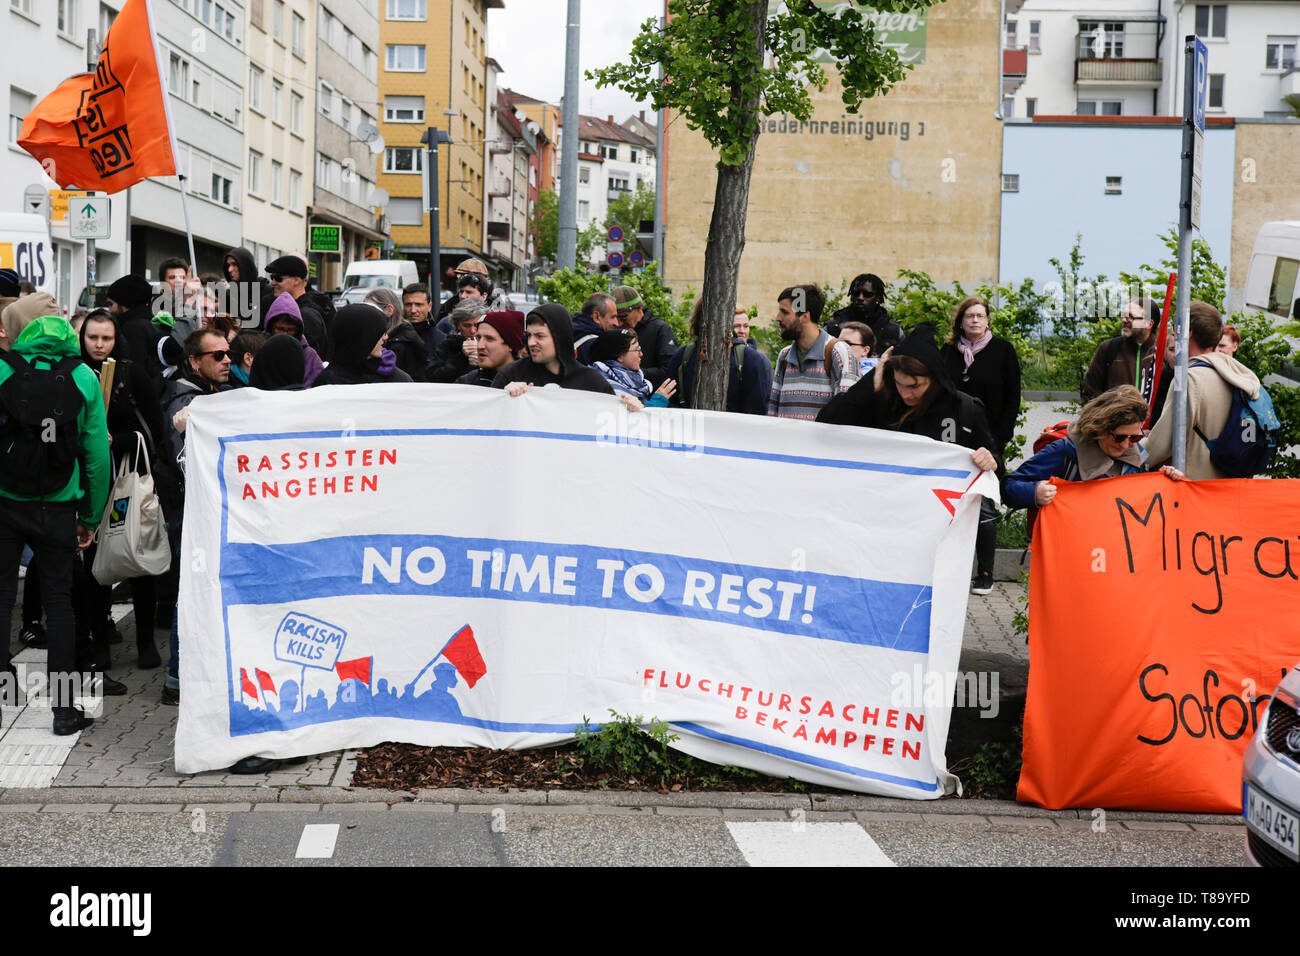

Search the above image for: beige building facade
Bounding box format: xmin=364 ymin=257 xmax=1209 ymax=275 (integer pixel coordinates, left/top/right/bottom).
xmin=1229 ymin=120 xmax=1300 ymax=309
xmin=664 ymin=0 xmax=1004 ymax=312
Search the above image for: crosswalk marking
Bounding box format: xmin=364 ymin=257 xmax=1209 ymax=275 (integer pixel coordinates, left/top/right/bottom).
xmin=295 ymin=824 xmax=340 ymax=859
xmin=726 ymin=821 xmax=895 ymax=867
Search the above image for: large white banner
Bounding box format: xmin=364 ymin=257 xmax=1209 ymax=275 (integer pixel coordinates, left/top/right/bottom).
xmin=175 ymin=385 xmax=994 ymax=796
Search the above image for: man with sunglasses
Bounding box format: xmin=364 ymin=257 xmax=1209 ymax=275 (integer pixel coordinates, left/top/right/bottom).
xmin=161 ymin=330 xmax=232 ymax=464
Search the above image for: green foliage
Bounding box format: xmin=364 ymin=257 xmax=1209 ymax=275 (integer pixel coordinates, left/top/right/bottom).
xmin=574 ymin=711 xmax=682 ymax=787
xmin=620 ymin=261 xmax=693 ymax=345
xmin=963 ymin=726 xmax=1023 ymax=798
xmin=532 ymin=189 xmax=604 ymax=265
xmin=589 ymin=0 xmax=941 ymax=167
xmin=1118 ymin=227 xmax=1227 ymax=311
xmin=996 ymin=509 xmax=1029 ymax=550
xmin=535 ymin=268 xmax=610 ymax=314
xmin=1011 ymin=570 xmax=1029 ymax=641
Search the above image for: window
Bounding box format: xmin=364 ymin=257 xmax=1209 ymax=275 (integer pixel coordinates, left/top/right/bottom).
xmin=9 ymin=87 xmax=33 ymax=144
xmin=601 ymin=144 xmax=618 ymax=160
xmin=1079 ymin=22 xmax=1124 ymax=58
xmin=271 ymin=80 xmax=283 ymax=124
xmin=1105 ymin=176 xmax=1122 ymax=195
xmin=1266 ymin=36 xmax=1298 ymax=71
xmin=211 ymin=172 xmax=233 ymax=206
xmin=1004 ymin=19 xmax=1016 ymax=48
xmin=578 ymin=200 xmax=589 ymax=219
xmin=387 ymin=0 xmax=425 ymax=19
xmin=248 ymin=65 xmax=263 ymax=112
xmin=608 ymin=176 xmax=629 ymax=192
xmin=99 ymin=4 xmax=117 ymax=44
xmin=57 ymin=0 xmax=77 ymax=36
xmin=1029 ymin=21 xmax=1040 ymax=52
xmin=629 ymin=148 xmax=639 ymax=163
xmin=386 ymin=44 xmax=425 ymax=71
xmin=384 ymin=95 xmax=425 ymax=122
xmin=290 ymin=91 xmax=304 ymax=134
xmin=1267 ymin=258 xmax=1299 ymax=317
xmin=273 ymin=0 xmax=283 ymax=39
xmin=248 ymin=150 xmax=262 ymax=196
xmin=388 ymin=197 xmax=425 ymax=225
xmin=1077 ymin=100 xmax=1121 ymax=116
xmin=10 ymin=0 xmax=34 ymax=18
xmin=1002 ymin=174 xmax=1020 ymax=193
xmin=1195 ymin=4 xmax=1227 ymax=40
xmin=578 ymin=166 xmax=590 ymax=184
xmin=291 ymin=11 xmax=306 ymax=57
xmin=1026 ymin=97 xmax=1037 ymax=118
xmin=1002 ymin=97 xmax=1013 ymax=117
xmin=289 ymin=169 xmax=302 ymax=211
xmin=270 ymin=160 xmax=282 ymax=204
xmin=318 ymin=80 xmax=334 ymax=119
xmin=1208 ymin=74 xmax=1224 ymax=109
xmin=169 ymin=53 xmax=189 ymax=97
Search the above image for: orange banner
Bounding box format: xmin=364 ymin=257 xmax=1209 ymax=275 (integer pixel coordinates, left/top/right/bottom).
xmin=1018 ymin=473 xmax=1299 ymax=812
xmin=18 ymin=0 xmax=174 ymax=192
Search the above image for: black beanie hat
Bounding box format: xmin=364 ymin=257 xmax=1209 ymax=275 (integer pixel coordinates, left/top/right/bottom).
xmin=590 ymin=328 xmax=637 ymax=364
xmin=106 ymin=274 xmax=154 ymax=310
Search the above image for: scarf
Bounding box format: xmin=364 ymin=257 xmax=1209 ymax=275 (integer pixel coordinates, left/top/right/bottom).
xmin=594 ymin=360 xmax=652 ymax=399
xmin=956 ymin=330 xmax=992 ymax=370
xmin=1068 ymin=422 xmax=1145 ymax=480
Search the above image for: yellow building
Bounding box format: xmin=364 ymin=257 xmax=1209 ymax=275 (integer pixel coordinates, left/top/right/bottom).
xmin=378 ymin=0 xmax=501 ymax=293
xmin=664 ymin=0 xmax=1004 ymax=311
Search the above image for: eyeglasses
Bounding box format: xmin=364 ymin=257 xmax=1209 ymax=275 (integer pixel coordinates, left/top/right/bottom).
xmin=1110 ymin=432 xmax=1143 ymax=445
xmin=626 ymin=344 xmax=643 ymax=353
xmin=268 ymin=274 xmax=284 ymax=282
xmin=198 ymin=349 xmax=231 ymax=361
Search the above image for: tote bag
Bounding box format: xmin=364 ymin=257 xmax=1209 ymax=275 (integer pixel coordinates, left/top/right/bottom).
xmin=92 ymin=432 xmax=172 ymax=584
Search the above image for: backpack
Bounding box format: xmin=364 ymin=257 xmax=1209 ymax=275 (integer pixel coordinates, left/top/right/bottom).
xmin=1190 ymin=361 xmax=1280 ymax=477
xmin=0 ymin=351 xmax=85 ymax=497
xmin=1033 ymin=420 xmax=1072 ymax=455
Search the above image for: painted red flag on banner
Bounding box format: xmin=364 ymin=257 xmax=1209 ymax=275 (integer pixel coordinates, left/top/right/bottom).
xmin=240 ymin=668 xmax=258 ymax=700
xmin=18 ymin=0 xmax=175 ymax=192
xmin=255 ymin=668 xmax=277 ymax=695
xmin=335 ymin=657 xmax=372 ymax=686
xmin=439 ymin=625 xmax=486 ymax=688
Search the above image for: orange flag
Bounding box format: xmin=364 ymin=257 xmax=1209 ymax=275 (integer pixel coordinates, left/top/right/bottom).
xmin=18 ymin=0 xmax=175 ymax=192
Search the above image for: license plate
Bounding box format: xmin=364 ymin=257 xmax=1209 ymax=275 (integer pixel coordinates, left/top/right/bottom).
xmin=1246 ymin=783 xmax=1300 ymax=861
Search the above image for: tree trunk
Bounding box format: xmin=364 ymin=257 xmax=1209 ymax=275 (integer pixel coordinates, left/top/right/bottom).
xmin=692 ymin=1 xmax=766 ymax=412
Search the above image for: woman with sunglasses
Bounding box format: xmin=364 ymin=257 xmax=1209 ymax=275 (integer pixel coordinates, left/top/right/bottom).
xmin=1003 ymin=385 xmax=1183 ymax=521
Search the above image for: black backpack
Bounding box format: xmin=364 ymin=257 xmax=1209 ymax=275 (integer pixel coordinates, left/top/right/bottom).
xmin=0 ymin=352 xmax=85 ymax=497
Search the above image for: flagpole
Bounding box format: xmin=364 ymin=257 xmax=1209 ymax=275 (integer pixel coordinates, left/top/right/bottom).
xmin=410 ymin=624 xmax=470 ymax=689
xmin=144 ymin=0 xmax=197 ymax=271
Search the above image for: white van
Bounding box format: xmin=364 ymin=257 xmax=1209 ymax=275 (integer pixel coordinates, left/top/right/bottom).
xmin=0 ymin=212 xmax=55 ymax=297
xmin=1243 ymin=220 xmax=1300 ymax=321
xmin=341 ymin=259 xmax=419 ymax=293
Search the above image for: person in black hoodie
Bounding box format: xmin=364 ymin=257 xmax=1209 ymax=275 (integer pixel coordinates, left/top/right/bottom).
xmin=825 ymin=273 xmax=903 ymax=354
xmin=492 ymin=304 xmax=615 ymax=395
xmin=249 ymin=333 xmax=307 ymax=390
xmin=313 ymin=304 xmax=413 ymax=386
xmin=105 ymin=274 xmax=167 ymax=395
xmin=76 ymin=310 xmax=167 ymax=672
xmin=818 ymin=322 xmax=1000 ymax=472
xmin=223 ymin=246 xmax=270 ymax=332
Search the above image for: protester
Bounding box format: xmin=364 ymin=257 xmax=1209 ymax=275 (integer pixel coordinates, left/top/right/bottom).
xmin=425 ymin=301 xmax=487 ymax=383
xmin=614 ymin=286 xmax=677 ymax=388
xmin=666 ymin=299 xmax=771 ymax=414
xmin=493 ymin=304 xmax=615 ymax=394
xmin=1083 ymin=297 xmax=1172 ymax=422
xmin=837 ymin=321 xmax=878 ymax=377
xmin=768 ymin=284 xmax=859 ymax=420
xmin=223 ymin=246 xmax=269 ymax=330
xmin=459 ymin=310 xmax=525 ymax=386
xmin=313 ymin=304 xmax=413 ymax=386
xmin=403 ymin=282 xmax=440 ymax=356
xmin=265 ymin=254 xmax=330 ymax=358
xmin=228 ymin=331 xmax=268 ymax=387
xmin=76 ymin=310 xmax=166 ymax=671
xmin=366 ymin=287 xmax=426 ymax=381
xmin=572 ymin=292 xmax=618 ymax=365
xmin=826 ymin=273 xmax=902 ymax=353
xmin=435 ymin=257 xmax=511 ymax=322
xmin=263 ymin=292 xmax=324 ymax=387
xmin=1143 ymin=301 xmax=1259 ymax=480
xmin=939 ymin=296 xmax=1022 ymax=594
xmin=106 ymin=274 xmax=166 ymax=391
xmin=1005 ymin=386 xmax=1184 ymax=520
xmin=817 ymin=322 xmax=1000 ymax=480
xmin=591 ymin=327 xmax=676 ymax=405
xmin=1217 ymin=324 xmax=1240 ymax=355
xmin=732 ymin=307 xmax=758 ymax=349
xmin=249 ymin=334 xmax=307 ymax=390
xmin=0 ymin=311 xmax=110 ymax=734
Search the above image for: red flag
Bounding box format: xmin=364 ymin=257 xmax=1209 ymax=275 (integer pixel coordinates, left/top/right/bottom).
xmin=335 ymin=657 xmax=372 ymax=685
xmin=255 ymin=668 xmax=277 ymax=695
xmin=240 ymin=668 xmax=258 ymax=700
xmin=18 ymin=0 xmax=176 ymax=192
xmin=439 ymin=625 xmax=487 ymax=688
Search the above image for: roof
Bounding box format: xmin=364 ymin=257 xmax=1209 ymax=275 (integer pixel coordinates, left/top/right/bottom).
xmin=574 ymin=114 xmax=654 ymax=150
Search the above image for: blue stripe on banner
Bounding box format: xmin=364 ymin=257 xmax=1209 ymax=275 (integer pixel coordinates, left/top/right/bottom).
xmin=673 ymin=721 xmax=940 ymax=792
xmin=218 ymin=533 xmax=933 ymax=652
xmin=217 ymin=428 xmax=973 ymax=480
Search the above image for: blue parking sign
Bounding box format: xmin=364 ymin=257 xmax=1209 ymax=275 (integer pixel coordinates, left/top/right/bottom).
xmin=1192 ymin=37 xmax=1208 ymax=132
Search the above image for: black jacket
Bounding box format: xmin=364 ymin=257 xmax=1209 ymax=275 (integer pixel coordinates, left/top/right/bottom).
xmin=491 ymin=304 xmax=614 ymax=394
xmin=939 ymin=336 xmax=1022 ymax=451
xmin=456 ymin=366 xmax=498 ymax=387
xmin=385 ymin=321 xmax=428 ymax=382
xmin=425 ymin=331 xmax=472 ymax=383
xmin=633 ymin=311 xmax=679 ymax=388
xmin=312 ymin=304 xmax=413 ymax=386
xmin=666 ymin=338 xmax=772 ymax=415
xmin=115 ymin=302 xmax=167 ymax=396
xmin=826 ymin=304 xmax=904 ymax=355
xmin=223 ymin=246 xmax=271 ymax=331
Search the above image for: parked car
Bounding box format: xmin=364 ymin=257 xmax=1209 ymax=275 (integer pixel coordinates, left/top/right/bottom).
xmin=1243 ymin=662 xmax=1300 ymax=866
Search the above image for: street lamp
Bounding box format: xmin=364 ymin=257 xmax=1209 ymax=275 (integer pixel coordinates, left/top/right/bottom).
xmin=419 ymin=125 xmax=454 ymax=288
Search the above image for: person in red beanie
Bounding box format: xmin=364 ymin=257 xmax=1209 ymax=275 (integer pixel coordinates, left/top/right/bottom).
xmin=458 ymin=310 xmax=525 ymax=386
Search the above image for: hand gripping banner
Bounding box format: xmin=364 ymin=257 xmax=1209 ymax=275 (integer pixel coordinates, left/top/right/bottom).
xmin=175 ymin=385 xmax=996 ymax=795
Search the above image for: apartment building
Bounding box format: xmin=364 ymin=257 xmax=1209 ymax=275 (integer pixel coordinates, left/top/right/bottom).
xmin=483 ymin=64 xmax=535 ymax=290
xmin=558 ymin=114 xmax=655 ymax=266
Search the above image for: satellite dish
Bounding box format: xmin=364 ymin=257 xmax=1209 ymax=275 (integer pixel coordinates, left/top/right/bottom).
xmin=514 ymin=109 xmax=527 ymax=122
xmin=366 ymin=133 xmax=385 ymax=155
xmin=527 ymin=121 xmax=539 ymax=135
xmin=356 ymin=122 xmax=379 ymax=143
xmin=368 ymin=187 xmax=390 ymax=207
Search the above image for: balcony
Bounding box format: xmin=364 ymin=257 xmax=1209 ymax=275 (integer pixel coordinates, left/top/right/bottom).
xmin=608 ymin=187 xmax=630 ymax=201
xmin=1003 ymin=48 xmax=1028 ymax=79
xmin=1075 ymin=58 xmax=1162 ymax=85
xmin=489 ymin=178 xmax=511 ymax=198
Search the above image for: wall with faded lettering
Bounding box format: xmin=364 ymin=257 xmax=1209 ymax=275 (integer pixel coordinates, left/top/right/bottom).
xmin=663 ymin=0 xmax=1003 ymax=312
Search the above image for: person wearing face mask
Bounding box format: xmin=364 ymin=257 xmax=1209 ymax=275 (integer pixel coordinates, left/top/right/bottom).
xmin=939 ymin=297 xmax=1022 ymax=594
xmin=312 ymin=304 xmax=413 ymax=386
